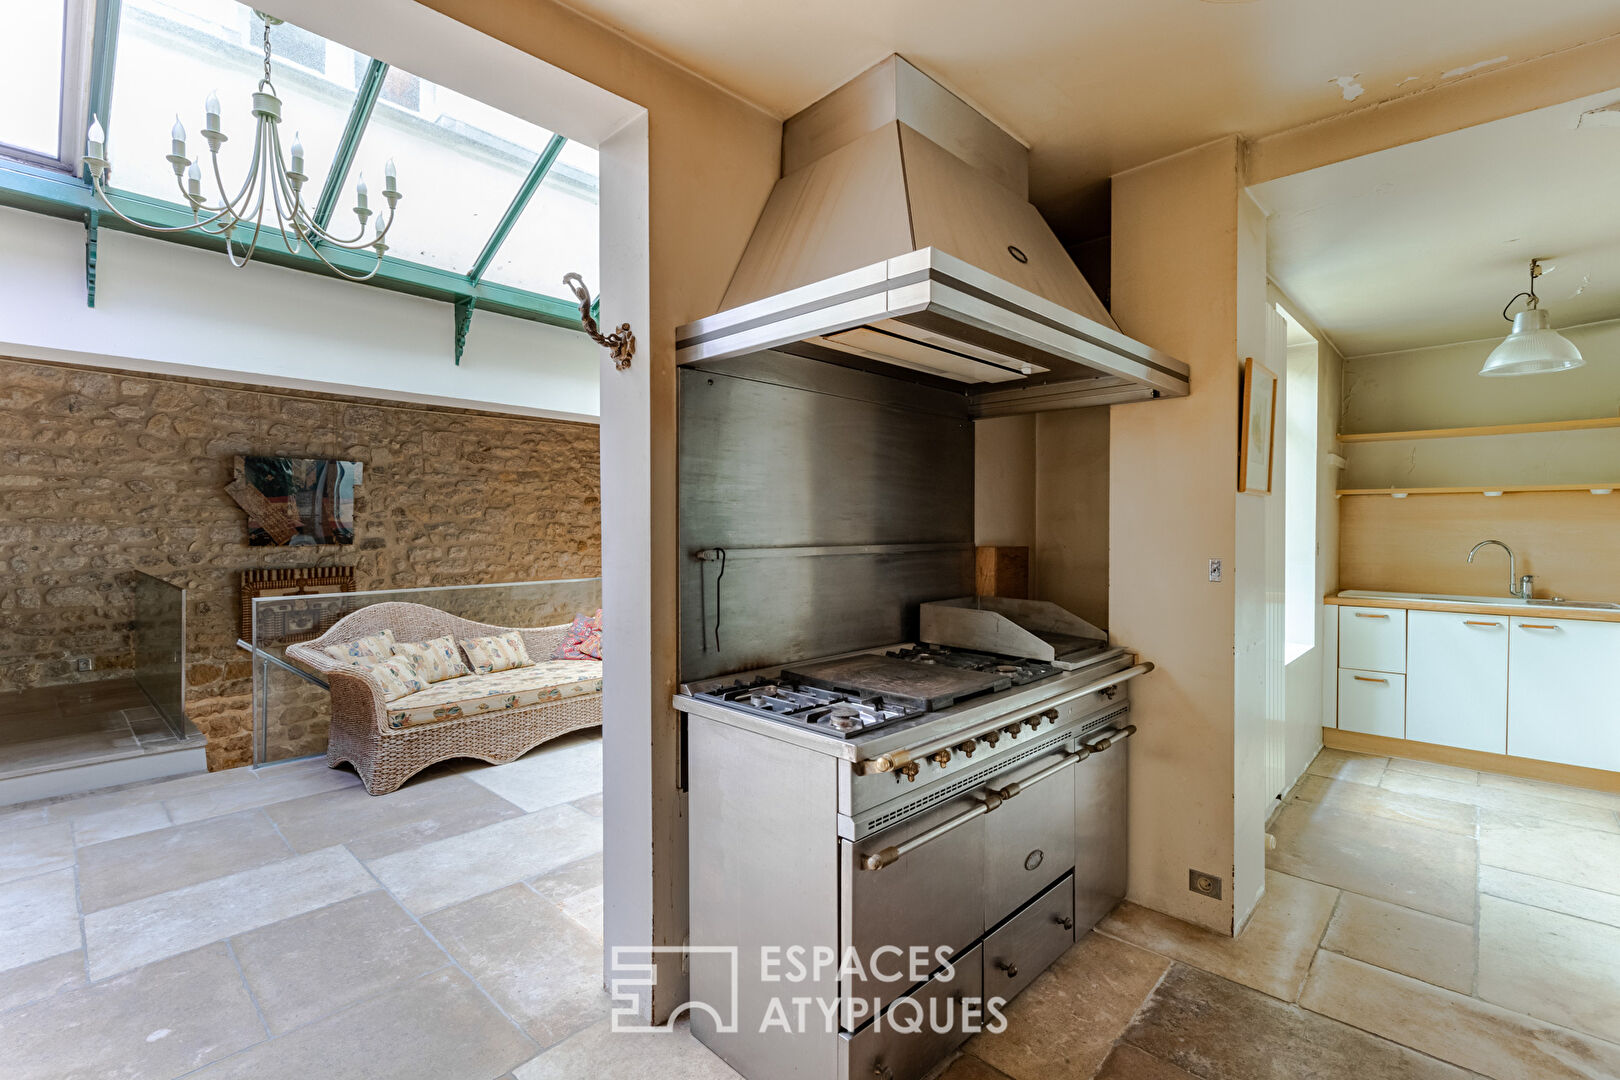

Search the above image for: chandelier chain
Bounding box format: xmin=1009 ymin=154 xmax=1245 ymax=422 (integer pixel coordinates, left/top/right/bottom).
xmin=262 ymin=21 xmax=273 ymax=86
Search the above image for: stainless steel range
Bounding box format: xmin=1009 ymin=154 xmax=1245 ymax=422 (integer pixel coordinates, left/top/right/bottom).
xmin=679 ymin=636 xmax=1151 ymax=1080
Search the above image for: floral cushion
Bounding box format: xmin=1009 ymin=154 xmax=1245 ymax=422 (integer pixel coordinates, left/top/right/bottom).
xmin=385 ymin=660 xmax=603 ymax=730
xmin=368 ymin=657 xmax=430 ymax=702
xmin=323 ymin=628 xmax=397 ymax=666
xmin=390 ymin=635 xmax=471 ymax=683
xmin=552 ymin=609 xmax=603 ymax=660
xmin=459 ymin=631 xmax=533 ymax=675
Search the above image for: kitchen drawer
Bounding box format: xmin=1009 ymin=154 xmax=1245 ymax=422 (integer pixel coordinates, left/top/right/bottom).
xmin=1337 ymin=669 xmax=1405 ymax=738
xmin=985 ymin=749 xmax=1076 ymax=928
xmin=983 ymin=873 xmax=1075 ymax=1003
xmin=1339 ymin=606 xmax=1406 ymax=673
xmin=840 ymin=944 xmax=983 ymax=1080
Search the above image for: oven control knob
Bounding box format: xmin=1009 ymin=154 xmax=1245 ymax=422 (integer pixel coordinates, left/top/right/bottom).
xmin=932 ymin=749 xmax=952 ymax=768
xmin=982 ymin=731 xmax=1000 ymax=748
xmin=957 ymin=740 xmax=977 ymax=758
xmin=1042 ymin=709 xmax=1059 ymax=724
xmin=897 ymin=762 xmax=921 ymax=782
xmin=1023 ymin=716 xmax=1041 ymax=731
xmin=1004 ymin=725 xmax=1021 ymax=740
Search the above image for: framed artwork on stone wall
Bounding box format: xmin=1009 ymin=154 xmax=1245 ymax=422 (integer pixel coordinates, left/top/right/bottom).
xmin=226 ymin=456 xmax=363 ymax=546
xmin=240 ymin=567 xmax=357 ymax=645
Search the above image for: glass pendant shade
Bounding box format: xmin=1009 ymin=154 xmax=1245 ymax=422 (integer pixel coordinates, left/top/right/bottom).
xmin=1479 ymin=307 xmax=1585 ymax=377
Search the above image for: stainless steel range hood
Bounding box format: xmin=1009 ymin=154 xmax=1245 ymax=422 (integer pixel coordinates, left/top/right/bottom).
xmin=675 ymin=56 xmax=1189 ymax=414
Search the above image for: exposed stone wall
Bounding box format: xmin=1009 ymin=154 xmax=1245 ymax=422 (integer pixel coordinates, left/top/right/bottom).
xmin=0 ymin=355 xmax=600 ymax=768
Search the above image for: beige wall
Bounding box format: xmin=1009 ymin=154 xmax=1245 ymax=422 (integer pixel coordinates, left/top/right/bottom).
xmin=1034 ymin=410 xmax=1111 ymax=628
xmin=1110 ymin=137 xmax=1244 ymax=933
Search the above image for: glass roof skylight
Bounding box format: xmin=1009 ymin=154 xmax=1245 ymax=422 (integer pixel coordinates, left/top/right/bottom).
xmin=0 ymin=0 xmax=596 ymax=330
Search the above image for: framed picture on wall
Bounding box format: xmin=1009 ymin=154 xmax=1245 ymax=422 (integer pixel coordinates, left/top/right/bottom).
xmin=1238 ymin=356 xmax=1278 ymax=495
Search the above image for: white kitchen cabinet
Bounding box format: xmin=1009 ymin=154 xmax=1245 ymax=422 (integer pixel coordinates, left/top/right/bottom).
xmin=1338 ymin=607 xmax=1406 ymax=673
xmin=1338 ymin=670 xmax=1405 ymax=738
xmin=1506 ymin=617 xmax=1620 ymax=771
xmin=1407 ymin=611 xmax=1508 ymax=754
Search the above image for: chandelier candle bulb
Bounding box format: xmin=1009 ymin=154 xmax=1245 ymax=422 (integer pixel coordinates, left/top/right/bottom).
xmin=171 ymin=117 xmax=186 ymax=159
xmin=290 ymin=133 xmax=304 ymax=176
xmin=205 ymin=90 xmax=221 ymax=132
xmin=85 ymin=117 xmax=104 ymax=163
xmin=385 ymin=158 xmax=396 ymax=187
xmin=356 ymin=175 xmax=368 ymax=212
xmin=186 ymin=160 xmax=202 ymax=201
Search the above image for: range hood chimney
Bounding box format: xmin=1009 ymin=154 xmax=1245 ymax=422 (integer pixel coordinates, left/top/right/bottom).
xmin=676 ymin=56 xmax=1188 ymax=413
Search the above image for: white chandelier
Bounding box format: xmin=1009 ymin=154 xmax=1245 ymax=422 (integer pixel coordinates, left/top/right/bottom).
xmin=81 ymin=12 xmax=401 ymax=281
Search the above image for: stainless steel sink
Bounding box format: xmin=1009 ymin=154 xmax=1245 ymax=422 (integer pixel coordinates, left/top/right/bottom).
xmin=1544 ymin=600 xmax=1620 ymax=610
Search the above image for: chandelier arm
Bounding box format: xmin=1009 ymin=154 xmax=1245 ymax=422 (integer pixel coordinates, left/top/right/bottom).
xmin=89 ymin=172 xmax=241 ymax=234
xmin=296 ymin=221 xmax=386 ymax=281
xmin=208 ymin=128 xmax=262 ymax=222
xmin=222 ymin=126 xmax=275 ymax=269
xmin=265 ymin=136 xmax=306 ymax=257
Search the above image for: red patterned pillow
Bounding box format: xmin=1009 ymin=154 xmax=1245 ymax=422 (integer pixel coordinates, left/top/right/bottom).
xmin=553 ymin=608 xmax=603 ymax=660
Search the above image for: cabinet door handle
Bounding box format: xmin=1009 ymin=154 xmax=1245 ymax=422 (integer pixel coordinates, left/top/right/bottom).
xmin=1353 ymin=675 xmax=1389 ymax=684
xmin=1354 ymin=613 xmax=1390 ymax=619
xmin=1464 ymin=620 xmax=1501 ymax=627
xmin=1520 ymin=624 xmax=1560 ymax=631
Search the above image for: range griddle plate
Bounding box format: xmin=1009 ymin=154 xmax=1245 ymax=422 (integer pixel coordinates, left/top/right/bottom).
xmin=779 ymin=653 xmax=1011 ymax=711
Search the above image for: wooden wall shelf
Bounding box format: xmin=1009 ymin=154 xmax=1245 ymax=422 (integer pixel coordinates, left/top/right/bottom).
xmin=1337 ymin=483 xmax=1619 ymax=497
xmin=1338 ymin=417 xmax=1620 ymax=443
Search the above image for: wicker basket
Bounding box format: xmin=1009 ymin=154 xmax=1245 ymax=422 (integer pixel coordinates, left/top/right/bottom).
xmin=286 ymin=601 xmax=602 ymax=795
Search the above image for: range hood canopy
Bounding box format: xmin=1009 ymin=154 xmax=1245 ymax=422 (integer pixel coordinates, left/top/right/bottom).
xmin=676 ymin=56 xmax=1189 ymax=414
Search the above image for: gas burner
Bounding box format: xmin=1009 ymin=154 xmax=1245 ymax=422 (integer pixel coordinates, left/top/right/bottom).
xmin=886 ymin=645 xmax=1060 ymax=686
xmin=691 ymin=676 xmax=925 ymax=737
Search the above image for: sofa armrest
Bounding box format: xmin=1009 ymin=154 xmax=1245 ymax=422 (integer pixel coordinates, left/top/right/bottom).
xmin=286 ymin=643 xmax=392 ymax=732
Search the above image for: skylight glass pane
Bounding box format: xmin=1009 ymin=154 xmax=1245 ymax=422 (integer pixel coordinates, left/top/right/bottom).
xmin=483 ymin=140 xmax=599 ymax=301
xmin=0 ymin=0 xmax=67 ymax=156
xmin=334 ymin=74 xmax=559 ymax=272
xmin=106 ymin=0 xmax=361 ymax=207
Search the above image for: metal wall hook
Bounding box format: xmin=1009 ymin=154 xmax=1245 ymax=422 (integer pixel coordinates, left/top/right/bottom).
xmin=563 ymin=272 xmax=635 ymax=370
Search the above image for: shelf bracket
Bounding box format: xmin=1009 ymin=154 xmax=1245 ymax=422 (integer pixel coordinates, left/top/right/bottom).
xmin=453 ymin=296 xmax=476 ymax=365
xmin=84 ymin=208 xmax=100 ymax=308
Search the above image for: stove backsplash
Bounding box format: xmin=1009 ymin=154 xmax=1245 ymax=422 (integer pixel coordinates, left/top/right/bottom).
xmin=678 ymin=351 xmax=975 ymax=681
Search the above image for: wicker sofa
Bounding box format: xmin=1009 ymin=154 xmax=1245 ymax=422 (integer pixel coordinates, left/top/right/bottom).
xmin=287 ymin=601 xmax=602 ymax=795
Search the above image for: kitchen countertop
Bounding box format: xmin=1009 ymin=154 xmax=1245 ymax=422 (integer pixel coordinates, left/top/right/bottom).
xmin=1326 ymin=590 xmax=1620 ymax=624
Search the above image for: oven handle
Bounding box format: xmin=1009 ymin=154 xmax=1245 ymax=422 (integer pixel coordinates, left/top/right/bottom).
xmin=855 ymin=662 xmax=1154 ymax=776
xmin=859 ymin=747 xmax=1090 ymax=871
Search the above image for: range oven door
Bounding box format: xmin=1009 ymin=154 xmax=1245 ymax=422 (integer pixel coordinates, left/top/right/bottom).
xmin=840 ymin=792 xmax=986 ymax=1020
xmin=1074 ymin=720 xmax=1131 ymax=929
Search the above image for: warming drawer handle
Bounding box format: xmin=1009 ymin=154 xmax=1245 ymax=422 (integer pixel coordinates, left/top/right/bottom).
xmin=1084 ymin=725 xmax=1137 ymax=754
xmin=855 ymin=662 xmax=1155 ymax=776
xmin=859 ymin=750 xmax=1088 ymax=871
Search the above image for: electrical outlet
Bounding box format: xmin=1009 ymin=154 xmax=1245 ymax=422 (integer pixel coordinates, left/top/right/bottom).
xmin=1189 ymin=869 xmax=1223 ymax=900
xmin=75 ymin=657 xmax=94 ymax=672
xmin=1207 ymin=559 xmax=1223 ymax=583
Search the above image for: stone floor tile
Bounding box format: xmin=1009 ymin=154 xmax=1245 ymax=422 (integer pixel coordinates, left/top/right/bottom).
xmin=1383 ymin=770 xmax=1620 ymax=833
xmin=1099 ymin=871 xmax=1336 ymax=1001
xmin=365 ymin=802 xmax=602 ymax=915
xmin=265 ymin=772 xmax=524 ymax=855
xmin=572 ymin=792 xmax=604 ymax=816
xmin=189 ymin=967 xmax=533 ymax=1080
xmin=1092 ymin=1045 xmax=1199 ymax=1080
xmin=83 ymin=847 xmax=377 ymax=979
xmin=0 ymin=949 xmax=86 ymax=1013
xmin=163 ymin=765 xmax=362 ymax=824
xmin=39 ymin=766 xmax=252 ymax=823
xmin=68 ymin=800 xmax=171 ymax=847
xmin=1305 ymin=747 xmax=1388 ymax=785
xmin=0 ymin=805 xmax=49 ymax=830
xmin=1267 ymin=796 xmax=1477 ymax=922
xmin=0 ymin=943 xmax=264 ymax=1080
xmin=1320 ymin=892 xmax=1475 ymax=993
xmin=1476 ymin=894 xmax=1620 ymax=1045
xmin=529 ymin=851 xmax=604 ymax=906
xmin=1299 ymin=949 xmax=1620 ymax=1080
xmin=1479 ymin=819 xmax=1620 ymax=897
xmin=0 ymin=821 xmax=74 ymax=885
xmin=76 ymin=808 xmax=291 ymax=913
xmin=513 ymin=1017 xmax=739 ymax=1080
xmin=1385 ymin=757 xmax=1480 ymax=784
xmin=1479 ymin=865 xmax=1620 ymax=930
xmin=1476 ymin=772 xmax=1620 ymax=811
xmin=462 ymin=734 xmax=603 ymax=813
xmin=230 ymin=890 xmax=447 ymax=1035
xmin=1128 ymin=962 xmax=1475 ymax=1079
xmin=425 ymin=882 xmax=609 ymax=1048
xmin=937 ymin=1053 xmax=1018 ymax=1080
xmin=965 ymin=931 xmax=1169 ymax=1080
xmin=1289 ymin=772 xmax=1478 ymax=836
xmin=0 ymin=868 xmax=81 ymax=975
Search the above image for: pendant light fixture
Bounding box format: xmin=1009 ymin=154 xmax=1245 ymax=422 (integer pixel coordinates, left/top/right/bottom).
xmin=1479 ymin=259 xmax=1584 ymax=376
xmin=81 ymin=13 xmax=401 ymax=280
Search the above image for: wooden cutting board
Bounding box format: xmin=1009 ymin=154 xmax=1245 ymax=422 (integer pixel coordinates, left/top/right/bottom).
xmin=781 ymin=654 xmax=1010 ymax=710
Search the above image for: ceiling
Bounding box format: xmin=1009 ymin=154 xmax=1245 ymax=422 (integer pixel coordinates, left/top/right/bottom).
xmin=1254 ymin=87 xmax=1620 ymax=357
xmin=549 ymin=0 xmax=1620 ymax=239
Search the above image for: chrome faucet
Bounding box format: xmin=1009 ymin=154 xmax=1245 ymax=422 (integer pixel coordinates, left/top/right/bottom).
xmin=1468 ymin=539 xmax=1533 ymax=599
